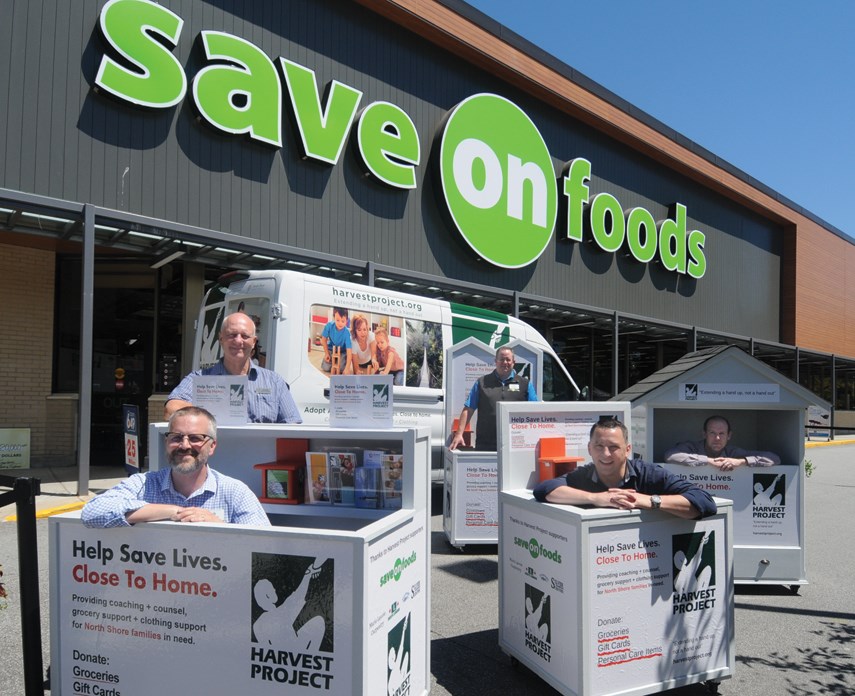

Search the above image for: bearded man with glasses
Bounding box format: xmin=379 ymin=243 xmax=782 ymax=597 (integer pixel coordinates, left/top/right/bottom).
xmin=82 ymin=407 xmax=270 ymax=528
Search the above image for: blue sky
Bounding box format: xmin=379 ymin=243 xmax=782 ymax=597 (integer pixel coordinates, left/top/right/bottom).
xmin=464 ymin=0 xmax=855 ymax=239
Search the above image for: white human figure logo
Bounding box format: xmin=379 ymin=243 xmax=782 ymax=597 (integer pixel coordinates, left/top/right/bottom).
xmin=199 ymin=308 xmax=224 ymax=365
xmin=674 ymin=532 xmax=712 ymax=594
xmin=253 ymin=559 xmax=327 ymax=651
xmin=754 ymin=474 xmax=784 ymax=506
xmin=387 ymin=614 xmax=410 ymax=696
xmin=525 ymin=594 xmax=549 ymax=641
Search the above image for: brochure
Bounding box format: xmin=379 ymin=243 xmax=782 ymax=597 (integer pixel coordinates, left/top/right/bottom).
xmin=305 ymin=452 xmax=330 ymax=504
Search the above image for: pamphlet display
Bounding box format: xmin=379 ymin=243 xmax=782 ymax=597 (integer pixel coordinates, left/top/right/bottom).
xmin=495 ymin=401 xmax=734 ymax=696
xmin=50 ymin=424 xmax=431 ymax=696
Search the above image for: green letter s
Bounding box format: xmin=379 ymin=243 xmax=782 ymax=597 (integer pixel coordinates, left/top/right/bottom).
xmin=687 ymin=229 xmax=707 ymax=278
xmin=95 ymin=0 xmax=186 ymax=108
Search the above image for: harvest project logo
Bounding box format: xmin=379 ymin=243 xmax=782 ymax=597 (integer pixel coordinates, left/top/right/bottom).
xmin=250 ymin=553 xmax=335 ymax=689
xmin=672 ymin=531 xmax=716 ymax=615
xmin=753 ymin=473 xmax=786 ymax=516
xmin=229 ymin=384 xmax=245 ymax=407
xmin=373 ymin=383 xmax=390 ymax=405
xmin=387 ymin=613 xmax=412 ymax=696
xmin=524 ymin=583 xmax=551 ymax=662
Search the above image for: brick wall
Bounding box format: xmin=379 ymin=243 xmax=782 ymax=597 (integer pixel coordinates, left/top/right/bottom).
xmin=0 ymin=243 xmax=59 ymax=467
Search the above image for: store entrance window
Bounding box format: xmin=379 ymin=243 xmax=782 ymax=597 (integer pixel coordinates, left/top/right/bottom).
xmin=54 ymin=257 xmax=184 ymax=466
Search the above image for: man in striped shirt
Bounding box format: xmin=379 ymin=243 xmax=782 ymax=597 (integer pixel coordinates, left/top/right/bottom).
xmin=82 ymin=407 xmax=269 ymax=528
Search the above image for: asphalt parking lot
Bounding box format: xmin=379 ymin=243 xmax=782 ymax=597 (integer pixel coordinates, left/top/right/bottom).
xmin=1 ymin=440 xmax=853 ymax=695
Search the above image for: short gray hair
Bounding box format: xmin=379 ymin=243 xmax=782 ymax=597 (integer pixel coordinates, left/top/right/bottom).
xmin=168 ymin=406 xmax=217 ymax=439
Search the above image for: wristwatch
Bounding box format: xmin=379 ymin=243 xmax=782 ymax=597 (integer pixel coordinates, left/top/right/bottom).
xmin=650 ymin=494 xmax=662 ymax=509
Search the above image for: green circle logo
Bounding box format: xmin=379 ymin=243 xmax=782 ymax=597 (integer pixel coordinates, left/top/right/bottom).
xmin=439 ymin=94 xmax=557 ymax=269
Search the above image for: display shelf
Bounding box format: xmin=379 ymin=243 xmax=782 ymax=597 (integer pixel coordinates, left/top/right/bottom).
xmin=149 ymin=423 xmax=420 ymax=523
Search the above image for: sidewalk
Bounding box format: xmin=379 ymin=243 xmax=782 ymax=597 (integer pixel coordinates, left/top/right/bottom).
xmin=1 ymin=465 xmax=128 ymax=520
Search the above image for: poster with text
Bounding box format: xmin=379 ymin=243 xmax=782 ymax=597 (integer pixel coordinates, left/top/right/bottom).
xmin=506 ymin=407 xmax=628 ymax=455
xmin=192 ymin=374 xmax=248 ymax=425
xmin=459 ymin=459 xmax=499 ymax=535
xmin=329 ymin=375 xmax=394 ymax=429
xmin=663 ymin=464 xmax=799 ymax=547
xmin=588 ymin=517 xmax=729 ymax=695
xmin=678 ymin=383 xmax=780 ymax=403
xmin=52 ymin=518 xmax=356 ymax=695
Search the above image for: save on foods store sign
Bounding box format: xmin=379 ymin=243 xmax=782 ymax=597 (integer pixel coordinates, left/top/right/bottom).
xmin=93 ymin=0 xmax=707 ymax=278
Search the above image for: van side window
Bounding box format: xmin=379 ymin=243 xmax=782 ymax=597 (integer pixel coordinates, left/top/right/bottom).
xmin=308 ymin=304 xmax=442 ymax=388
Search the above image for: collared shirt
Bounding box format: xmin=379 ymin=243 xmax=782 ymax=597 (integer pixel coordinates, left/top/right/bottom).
xmin=81 ymin=466 xmax=271 ymax=528
xmin=168 ymin=360 xmax=302 ymax=424
xmin=464 ymin=369 xmax=538 ymax=409
xmin=532 ymin=458 xmax=717 ymax=519
xmin=663 ymin=440 xmax=780 ymax=467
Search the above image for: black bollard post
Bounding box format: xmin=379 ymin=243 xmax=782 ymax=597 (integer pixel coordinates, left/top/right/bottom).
xmin=15 ymin=477 xmax=45 ymax=696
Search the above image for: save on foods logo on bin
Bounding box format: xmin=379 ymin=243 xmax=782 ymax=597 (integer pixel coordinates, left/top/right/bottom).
xmin=379 ymin=551 xmax=417 ymax=587
xmin=514 ymin=536 xmax=562 ymax=564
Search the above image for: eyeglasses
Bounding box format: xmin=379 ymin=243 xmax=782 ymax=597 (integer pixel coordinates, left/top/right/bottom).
xmin=165 ymin=432 xmax=213 ymax=447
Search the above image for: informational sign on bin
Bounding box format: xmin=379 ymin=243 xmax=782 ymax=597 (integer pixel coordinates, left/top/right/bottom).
xmin=499 ymin=505 xmax=580 ymax=687
xmin=678 ymin=382 xmax=780 ymax=403
xmin=51 ymin=520 xmax=356 ymax=694
xmin=329 ymin=375 xmax=393 ymax=429
xmin=587 ymin=518 xmax=729 ymax=693
xmin=663 ymin=464 xmax=799 ymax=548
xmin=365 ymin=516 xmax=428 ymax=696
xmin=192 ymin=374 xmax=248 ymax=425
xmin=499 ymin=496 xmax=733 ymax=696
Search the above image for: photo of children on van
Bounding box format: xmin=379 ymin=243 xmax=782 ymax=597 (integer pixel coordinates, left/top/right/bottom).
xmin=309 ymin=304 xmax=442 ymax=388
xmin=320 ymin=306 xmax=352 ymax=374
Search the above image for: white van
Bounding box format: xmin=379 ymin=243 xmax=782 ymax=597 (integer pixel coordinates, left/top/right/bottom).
xmin=192 ymin=270 xmax=579 ymax=481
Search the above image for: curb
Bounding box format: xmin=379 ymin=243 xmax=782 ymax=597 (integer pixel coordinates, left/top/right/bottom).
xmin=3 ymin=499 xmax=86 ymax=522
xmin=805 ymin=439 xmax=855 ymax=449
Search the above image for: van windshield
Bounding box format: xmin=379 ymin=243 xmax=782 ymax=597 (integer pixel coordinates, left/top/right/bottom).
xmin=198 ymin=284 xmax=271 ymax=369
xmin=542 ymin=353 xmax=580 ymax=401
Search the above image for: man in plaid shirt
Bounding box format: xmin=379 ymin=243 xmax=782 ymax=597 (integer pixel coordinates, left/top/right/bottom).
xmin=82 ymin=406 xmax=269 ymax=528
